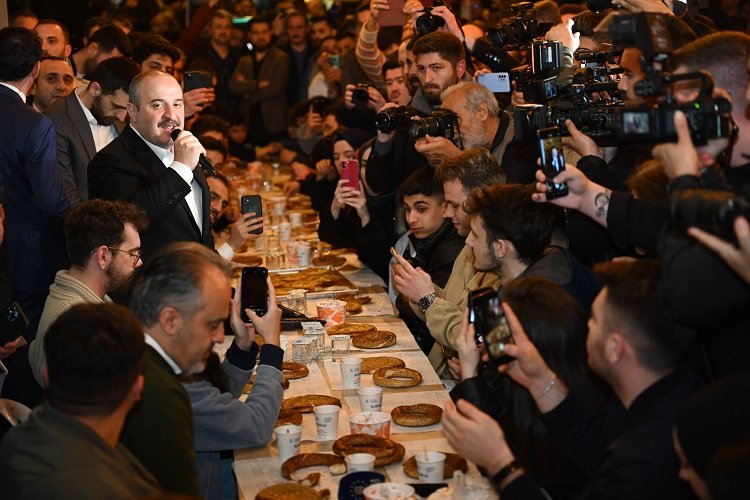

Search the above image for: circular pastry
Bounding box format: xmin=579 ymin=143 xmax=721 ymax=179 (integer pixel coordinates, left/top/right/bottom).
xmin=360 ymin=357 xmax=406 ymax=374
xmin=255 ymin=482 xmax=325 ymax=500
xmin=332 ymin=435 xmax=406 ymax=467
xmin=402 ymin=453 xmax=468 ymax=479
xmin=326 ymin=323 xmax=377 ymax=336
xmin=282 ymin=361 xmax=310 ymax=380
xmin=373 ymin=367 xmax=422 ymax=388
xmin=391 ymin=404 xmax=442 ymax=427
xmin=233 ymin=255 xmax=264 ymax=267
xmin=281 ymin=453 xmax=346 ymax=480
xmin=313 ymin=255 xmax=347 ymax=267
xmin=275 ymin=408 xmax=303 ymax=427
xmin=352 ymin=331 xmax=397 ymax=349
xmin=282 ymin=395 xmax=342 ymax=414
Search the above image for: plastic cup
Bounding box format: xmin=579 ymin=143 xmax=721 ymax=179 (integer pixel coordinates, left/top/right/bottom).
xmin=340 ymin=356 xmax=362 ymax=389
xmin=317 ymin=300 xmax=347 ymax=326
xmin=345 ymin=453 xmax=376 ymax=473
xmin=274 ymin=424 xmax=301 ymax=463
xmin=313 ymin=404 xmax=341 ymax=441
xmin=289 ymin=212 xmax=303 ymax=227
xmin=357 ymin=387 xmax=383 ymax=412
xmin=349 ymin=411 xmax=391 ymax=438
xmin=363 ymin=483 xmax=416 ymax=500
xmin=416 ymin=452 xmax=446 ymax=483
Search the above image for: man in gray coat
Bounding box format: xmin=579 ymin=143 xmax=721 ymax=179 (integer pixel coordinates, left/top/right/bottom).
xmin=45 ymin=56 xmax=139 ymax=205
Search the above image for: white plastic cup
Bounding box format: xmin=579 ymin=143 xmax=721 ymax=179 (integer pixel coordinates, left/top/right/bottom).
xmin=313 ymin=404 xmax=341 ymax=441
xmin=345 ymin=453 xmax=376 ymax=473
xmin=340 ymin=357 xmax=362 ymax=389
xmin=357 ymin=387 xmax=383 ymax=412
xmin=274 ymin=424 xmax=301 ymax=463
xmin=289 ymin=212 xmax=303 ymax=227
xmin=416 ymin=451 xmax=446 ymax=483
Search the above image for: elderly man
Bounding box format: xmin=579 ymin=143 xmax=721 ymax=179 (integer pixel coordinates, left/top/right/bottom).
xmin=88 ymin=70 xmax=213 ymax=260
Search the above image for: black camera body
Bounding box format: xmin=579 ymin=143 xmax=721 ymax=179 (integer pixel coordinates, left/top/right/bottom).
xmin=409 ymin=109 xmax=458 ymax=141
xmin=671 ymin=189 xmax=750 ymax=243
xmin=511 ymin=40 xmax=564 ymax=103
xmin=416 ymin=0 xmax=446 ymax=35
xmin=352 ymin=83 xmax=370 ymax=105
xmin=487 ymin=2 xmax=553 ymax=48
xmin=374 ymin=106 xmax=417 ymax=133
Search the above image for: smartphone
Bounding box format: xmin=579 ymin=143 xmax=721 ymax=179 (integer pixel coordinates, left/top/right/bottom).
xmin=467 ymin=287 xmax=496 ymax=346
xmin=470 ymin=291 xmax=514 ymax=366
xmin=537 ymin=126 xmax=569 ymax=200
xmin=477 ymin=72 xmax=511 ymax=93
xmin=183 ymin=70 xmax=212 ymax=92
xmin=328 ymin=54 xmax=340 ymax=68
xmin=241 ymin=267 xmax=269 ymax=322
xmin=340 ymin=159 xmax=360 ymax=191
xmin=0 ymin=302 xmax=29 ymax=345
xmin=240 ymin=194 xmax=263 ymax=235
xmin=380 ymin=0 xmax=406 ymax=27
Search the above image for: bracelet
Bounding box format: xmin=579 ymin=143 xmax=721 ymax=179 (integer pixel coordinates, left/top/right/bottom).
xmin=491 ymin=460 xmax=521 ymax=488
xmin=539 ymin=375 xmax=557 ymax=398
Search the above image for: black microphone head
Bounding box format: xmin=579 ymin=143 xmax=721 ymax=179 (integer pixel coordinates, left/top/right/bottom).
xmin=170 ymin=128 xmax=183 ymax=141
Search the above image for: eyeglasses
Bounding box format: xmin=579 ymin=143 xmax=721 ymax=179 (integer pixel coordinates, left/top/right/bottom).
xmin=89 ymin=246 xmax=142 ymax=266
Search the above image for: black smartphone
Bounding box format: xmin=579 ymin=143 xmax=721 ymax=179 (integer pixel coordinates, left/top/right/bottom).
xmin=241 ymin=267 xmax=269 ymax=322
xmin=279 ymin=303 xmax=307 ymax=319
xmin=183 ymin=70 xmax=212 ymax=92
xmin=470 ymin=291 xmax=514 ymax=366
xmin=240 ymin=194 xmax=263 ymax=235
xmin=537 ymin=126 xmax=569 ymax=200
xmin=468 ymin=287 xmax=496 ymax=347
xmin=0 ymin=302 xmax=29 ymax=345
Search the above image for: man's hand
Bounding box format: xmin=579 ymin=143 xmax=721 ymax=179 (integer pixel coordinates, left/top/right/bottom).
xmin=291 ymin=161 xmax=316 ymax=180
xmin=0 ymin=336 xmax=24 ymax=360
xmin=545 ymin=19 xmax=579 ymax=51
xmin=689 ymin=216 xmax=750 ymax=286
xmin=391 ymin=253 xmax=435 ymax=302
xmin=228 ymin=213 xmax=264 ymax=251
xmin=563 ymin=119 xmax=604 ymax=159
xmin=283 ymin=181 xmax=301 ymax=197
xmin=447 ymin=356 xmax=462 ymax=381
xmin=426 ymin=5 xmax=463 ymax=40
xmin=248 ymin=278 xmax=282 ymax=347
xmin=442 ymin=399 xmax=515 ymax=476
xmin=315 ymin=158 xmax=335 ymax=180
xmin=414 ymin=135 xmax=461 ymax=168
xmin=651 ymin=111 xmax=700 ymax=180
xmin=183 ymin=87 xmax=216 ymax=118
xmin=307 ymin=106 xmax=324 ymax=135
xmin=173 ymin=130 xmax=206 ymax=170
xmin=456 ymin=308 xmax=480 ymax=380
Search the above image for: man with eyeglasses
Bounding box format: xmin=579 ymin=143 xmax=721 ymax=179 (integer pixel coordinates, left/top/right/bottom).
xmin=28 ymin=199 xmax=147 ymax=389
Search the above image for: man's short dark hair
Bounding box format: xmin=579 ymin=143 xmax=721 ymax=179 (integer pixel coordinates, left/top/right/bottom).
xmin=64 ymin=200 xmax=148 ymax=269
xmin=35 ymin=19 xmax=70 ymax=44
xmin=88 ymin=23 xmax=133 ymax=58
xmin=130 ymin=242 xmax=232 ymax=326
xmin=88 ymin=56 xmax=140 ymax=95
xmin=200 ymin=135 xmax=228 ymax=160
xmin=464 ymin=184 xmax=556 ymax=264
xmin=0 ymin=27 xmax=42 ymax=82
xmin=45 ymin=303 xmax=146 ymax=415
xmin=382 ymin=55 xmax=401 ymax=77
xmin=285 ymin=10 xmax=308 ymax=27
xmin=9 ymin=10 xmax=39 ymax=26
xmin=83 ymin=15 xmax=108 ymax=39
xmin=133 ymin=34 xmax=180 ymax=66
xmin=310 ymin=16 xmax=335 ymax=30
xmin=191 ymin=115 xmax=229 ymax=139
xmin=594 ymin=259 xmax=693 ymax=372
xmin=248 ymin=15 xmax=273 ymax=31
xmin=571 ymin=11 xmax=613 ymax=47
xmin=412 ymin=31 xmax=465 ymax=67
xmin=213 ymin=172 xmax=231 ymax=192
xmin=435 ymin=148 xmax=506 ymax=191
xmin=400 ymin=167 xmax=442 ymax=199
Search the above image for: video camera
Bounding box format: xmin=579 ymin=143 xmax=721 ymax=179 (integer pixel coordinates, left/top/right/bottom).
xmin=487 ymin=2 xmax=554 ymax=48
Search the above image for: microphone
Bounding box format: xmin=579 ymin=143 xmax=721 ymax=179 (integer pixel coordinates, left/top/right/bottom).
xmin=170 ymin=129 xmax=218 ymax=177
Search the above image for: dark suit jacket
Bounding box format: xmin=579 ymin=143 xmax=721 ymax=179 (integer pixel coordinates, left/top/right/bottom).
xmin=87 ymin=125 xmax=214 ymax=260
xmin=0 ymin=85 xmax=69 ymax=294
xmin=229 ymin=46 xmax=291 ymax=135
xmin=120 ymin=347 xmax=199 ymax=496
xmin=45 ymin=92 xmax=98 ymax=205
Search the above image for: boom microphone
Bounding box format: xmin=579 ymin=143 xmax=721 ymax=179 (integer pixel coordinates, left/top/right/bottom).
xmin=170 ymin=128 xmax=218 ymax=177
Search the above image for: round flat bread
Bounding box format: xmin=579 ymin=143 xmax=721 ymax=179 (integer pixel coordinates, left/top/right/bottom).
xmin=281 ymin=453 xmax=345 ymax=480
xmin=373 ymin=367 xmax=422 ymax=388
xmin=326 ymin=323 xmax=377 ymax=336
xmin=332 ymin=435 xmax=405 ymax=467
xmin=275 ymin=408 xmax=303 ymax=427
xmin=313 ymin=255 xmax=347 ymax=267
xmin=391 ymin=404 xmax=442 ymax=427
xmin=282 ymin=362 xmax=309 ymax=380
xmin=233 ymin=255 xmax=264 ymax=267
xmin=256 ymin=482 xmax=325 ymax=500
xmin=402 ymin=453 xmax=468 ymax=479
xmin=282 ymin=395 xmax=341 ymax=414
xmin=351 ymin=330 xmax=397 ymax=349
xmin=360 ymin=356 xmax=406 ymax=374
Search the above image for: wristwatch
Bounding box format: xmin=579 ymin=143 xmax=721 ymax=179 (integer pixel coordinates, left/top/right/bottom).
xmin=417 ymin=292 xmax=437 ymax=313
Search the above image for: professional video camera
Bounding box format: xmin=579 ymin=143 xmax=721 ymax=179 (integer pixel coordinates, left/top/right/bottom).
xmin=416 ymin=0 xmax=446 ymax=35
xmin=671 ymin=189 xmax=750 ymax=243
xmin=374 ymin=106 xmax=417 ymax=134
xmin=409 ymin=109 xmax=459 ymax=141
xmin=511 ymin=39 xmax=564 ymax=103
xmin=487 ymin=2 xmax=554 ymax=48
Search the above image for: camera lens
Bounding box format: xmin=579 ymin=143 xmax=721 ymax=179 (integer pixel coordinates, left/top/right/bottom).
xmin=409 ymin=117 xmax=441 ymax=139
xmin=416 ymin=11 xmax=445 ymax=35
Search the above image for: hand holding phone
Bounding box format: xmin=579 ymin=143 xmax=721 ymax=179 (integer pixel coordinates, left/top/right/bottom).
xmin=0 ymin=302 xmax=29 ymax=345
xmin=537 ymin=126 xmax=569 ymax=200
xmin=340 ymin=159 xmax=360 ymax=191
xmin=240 ymin=195 xmax=263 ymax=235
xmin=469 ymin=290 xmax=514 ymax=366
xmin=240 ymin=266 xmax=269 ymax=322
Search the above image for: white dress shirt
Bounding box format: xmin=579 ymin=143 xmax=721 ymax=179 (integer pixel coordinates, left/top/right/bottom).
xmin=75 ymin=87 xmax=117 ymax=151
xmin=0 ymin=82 xmax=27 ymax=103
xmin=144 ymin=333 xmax=182 ymax=375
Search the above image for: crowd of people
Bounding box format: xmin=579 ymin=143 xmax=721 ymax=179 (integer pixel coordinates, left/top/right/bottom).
xmin=1 ymin=0 xmax=750 ymax=498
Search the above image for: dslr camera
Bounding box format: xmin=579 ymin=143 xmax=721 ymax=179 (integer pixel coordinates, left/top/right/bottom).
xmin=416 ymin=0 xmax=446 ymax=35
xmin=352 ymin=83 xmax=370 ymax=106
xmin=671 ymin=189 xmax=750 ymax=243
xmin=409 ymin=109 xmax=459 ymax=141
xmin=374 ymin=106 xmax=417 ymax=134
xmin=487 ymin=2 xmax=554 ymax=48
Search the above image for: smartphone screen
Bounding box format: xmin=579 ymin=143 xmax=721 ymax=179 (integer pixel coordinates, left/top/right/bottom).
xmin=340 ymin=159 xmax=360 ymax=191
xmin=240 ymin=195 xmax=263 ymax=235
xmin=537 ymin=126 xmax=569 ymax=200
xmin=241 ymin=267 xmax=268 ymax=321
xmin=468 ymin=287 xmax=495 ymax=346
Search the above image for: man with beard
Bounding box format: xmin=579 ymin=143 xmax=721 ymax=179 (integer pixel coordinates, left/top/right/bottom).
xmin=46 ymin=57 xmax=139 ymax=205
xmin=88 ymin=70 xmax=214 ymax=260
xmin=69 ymin=23 xmax=132 ymax=80
xmin=28 ymin=199 xmax=147 ymax=388
xmin=206 ymin=173 xmax=263 ymax=261
xmin=33 ymin=19 xmax=72 ymax=58
xmin=230 ymin=15 xmax=290 ymax=145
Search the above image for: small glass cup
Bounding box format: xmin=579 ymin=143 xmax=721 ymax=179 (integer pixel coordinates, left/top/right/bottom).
xmin=266 ymin=250 xmax=286 ymax=270
xmin=287 ymin=289 xmax=307 ymax=314
xmin=292 ymin=337 xmax=315 ymax=364
xmin=304 ymin=331 xmax=324 ymax=360
xmin=330 ymin=335 xmax=351 ymax=361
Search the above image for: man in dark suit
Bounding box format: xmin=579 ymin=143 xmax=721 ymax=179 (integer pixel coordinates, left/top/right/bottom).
xmin=45 ymin=57 xmax=140 ymax=205
xmin=0 ymin=27 xmax=70 ymax=340
xmin=88 ymin=70 xmax=214 ymax=260
xmin=230 ymin=15 xmax=291 ymax=145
